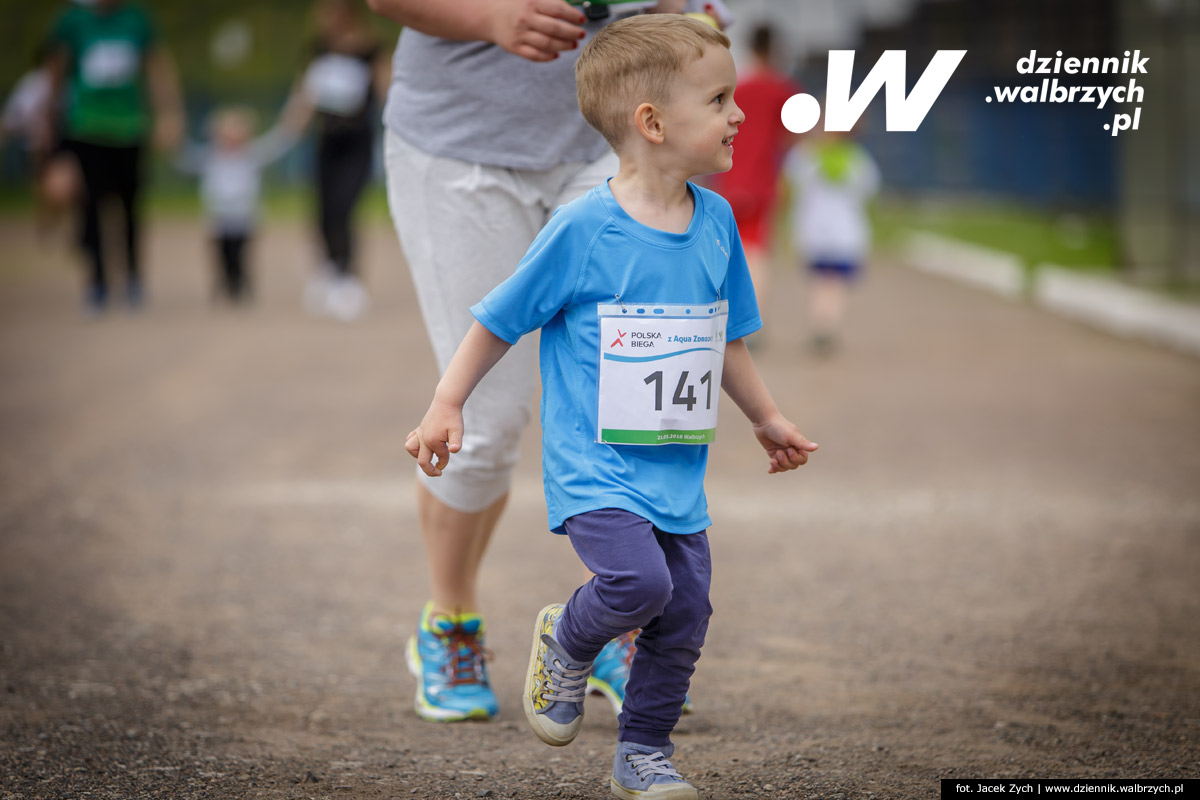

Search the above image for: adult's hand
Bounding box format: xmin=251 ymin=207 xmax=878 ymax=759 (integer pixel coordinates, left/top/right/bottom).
xmin=650 ymin=0 xmax=688 ymax=13
xmin=486 ymin=0 xmax=587 ymax=62
xmin=153 ymin=111 xmax=184 ymax=153
xmin=368 ymin=0 xmax=586 ymax=63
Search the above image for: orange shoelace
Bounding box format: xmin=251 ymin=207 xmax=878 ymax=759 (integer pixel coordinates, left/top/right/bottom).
xmin=438 ymin=623 xmax=493 ymax=687
xmin=617 ymin=629 xmax=640 ymax=669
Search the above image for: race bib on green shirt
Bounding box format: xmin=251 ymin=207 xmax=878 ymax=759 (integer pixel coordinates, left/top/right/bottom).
xmin=597 ymin=300 xmax=727 ymax=445
xmin=80 ymin=40 xmax=139 ymax=88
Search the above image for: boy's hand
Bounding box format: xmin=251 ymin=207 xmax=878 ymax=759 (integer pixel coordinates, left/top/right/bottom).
xmin=403 ymin=323 xmax=512 ymax=476
xmin=752 ymin=416 xmax=819 ymax=474
xmin=405 ymin=401 xmax=465 ymax=477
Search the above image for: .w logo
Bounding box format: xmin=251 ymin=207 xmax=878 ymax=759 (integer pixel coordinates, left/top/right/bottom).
xmin=782 ymin=50 xmax=966 ymax=133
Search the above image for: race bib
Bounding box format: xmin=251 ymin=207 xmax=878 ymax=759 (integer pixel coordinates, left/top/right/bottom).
xmin=81 ymin=41 xmax=139 ymax=88
xmin=597 ymin=301 xmax=727 ymax=445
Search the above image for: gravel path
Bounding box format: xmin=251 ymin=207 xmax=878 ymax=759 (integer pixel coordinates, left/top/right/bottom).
xmin=1 ymin=218 xmax=1197 ymax=799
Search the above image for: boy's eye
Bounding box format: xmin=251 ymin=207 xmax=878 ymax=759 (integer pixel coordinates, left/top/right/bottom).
xmin=712 ymin=94 xmax=724 ymax=105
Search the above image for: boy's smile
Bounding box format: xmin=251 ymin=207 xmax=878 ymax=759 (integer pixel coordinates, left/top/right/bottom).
xmin=659 ymin=44 xmax=744 ymax=176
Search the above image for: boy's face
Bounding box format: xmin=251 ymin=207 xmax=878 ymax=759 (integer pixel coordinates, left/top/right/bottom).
xmin=215 ymin=118 xmax=252 ymax=150
xmin=658 ymin=44 xmax=743 ymax=176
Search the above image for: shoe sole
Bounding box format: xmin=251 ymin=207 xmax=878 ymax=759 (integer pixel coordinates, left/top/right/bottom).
xmin=522 ymin=604 xmax=580 ymax=747
xmin=405 ymin=635 xmax=493 ymax=723
xmin=610 ymin=778 xmax=699 ymax=800
xmin=587 ymin=677 xmax=624 ymax=715
xmin=587 ymin=679 xmax=694 ymax=717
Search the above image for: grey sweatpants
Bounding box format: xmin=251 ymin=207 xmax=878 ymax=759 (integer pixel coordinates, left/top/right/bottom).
xmin=384 ymin=130 xmax=618 ymax=512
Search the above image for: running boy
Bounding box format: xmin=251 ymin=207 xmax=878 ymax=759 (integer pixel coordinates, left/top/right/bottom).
xmin=405 ymin=15 xmax=817 ymax=799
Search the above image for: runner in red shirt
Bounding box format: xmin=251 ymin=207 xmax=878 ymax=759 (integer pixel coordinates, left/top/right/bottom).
xmin=711 ymin=24 xmax=800 ymax=328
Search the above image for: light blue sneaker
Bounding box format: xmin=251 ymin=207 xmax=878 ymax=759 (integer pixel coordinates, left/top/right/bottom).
xmin=588 ymin=631 xmax=636 ymax=714
xmin=610 ymin=741 xmax=698 ymax=800
xmin=405 ymin=601 xmax=498 ymax=722
xmin=588 ymin=630 xmax=694 ymax=716
xmin=523 ymin=604 xmax=592 ymax=746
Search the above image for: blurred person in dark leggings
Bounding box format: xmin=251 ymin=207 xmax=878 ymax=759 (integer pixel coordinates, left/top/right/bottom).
xmin=42 ymin=0 xmax=182 ymax=313
xmin=282 ymin=0 xmax=389 ymax=322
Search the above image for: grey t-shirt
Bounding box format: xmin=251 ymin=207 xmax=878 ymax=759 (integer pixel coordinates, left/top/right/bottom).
xmin=382 ymin=24 xmax=612 ymax=171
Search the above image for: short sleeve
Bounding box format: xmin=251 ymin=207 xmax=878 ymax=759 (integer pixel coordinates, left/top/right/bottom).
xmin=147 ymin=14 xmax=159 ymax=48
xmin=47 ymin=9 xmax=76 ymax=58
xmin=470 ymin=205 xmax=596 ymax=345
xmin=130 ymin=4 xmax=159 ymax=50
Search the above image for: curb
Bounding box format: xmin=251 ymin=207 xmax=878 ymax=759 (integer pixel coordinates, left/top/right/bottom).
xmin=899 ymin=232 xmax=1200 ymax=359
xmin=1035 ymin=266 xmax=1200 ymax=358
xmin=903 ymin=232 xmax=1026 ymax=299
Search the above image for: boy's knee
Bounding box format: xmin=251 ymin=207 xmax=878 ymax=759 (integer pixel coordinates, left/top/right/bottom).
xmin=597 ymin=568 xmax=674 ymax=629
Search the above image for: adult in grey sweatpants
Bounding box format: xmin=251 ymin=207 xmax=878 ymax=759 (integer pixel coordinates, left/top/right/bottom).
xmin=369 ymin=0 xmax=666 ymax=721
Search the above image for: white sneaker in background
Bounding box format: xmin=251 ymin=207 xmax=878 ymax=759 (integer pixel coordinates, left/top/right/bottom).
xmin=326 ymin=275 xmax=368 ymax=322
xmin=304 ymin=265 xmax=335 ymax=316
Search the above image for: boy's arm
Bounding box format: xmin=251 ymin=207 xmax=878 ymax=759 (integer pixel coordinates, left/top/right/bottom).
xmin=405 ymin=322 xmax=512 ymax=477
xmin=722 ymin=338 xmax=819 ymax=473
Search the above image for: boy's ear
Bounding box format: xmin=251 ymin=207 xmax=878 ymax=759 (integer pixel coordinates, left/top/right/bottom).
xmin=634 ymin=102 xmax=666 ymax=145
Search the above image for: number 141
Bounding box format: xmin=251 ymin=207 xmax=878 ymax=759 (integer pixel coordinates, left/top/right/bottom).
xmin=643 ymin=370 xmax=713 ymax=412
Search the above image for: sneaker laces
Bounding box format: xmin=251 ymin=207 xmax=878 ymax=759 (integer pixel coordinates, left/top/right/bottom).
xmin=540 ymin=635 xmax=590 ymax=704
xmin=616 ymin=629 xmax=639 ymax=669
xmin=626 ymin=751 xmax=683 ymax=781
xmin=435 ymin=622 xmax=492 ymax=688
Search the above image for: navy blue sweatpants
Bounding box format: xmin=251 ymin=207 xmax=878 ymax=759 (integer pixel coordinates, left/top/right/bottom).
xmin=555 ymin=508 xmax=713 ymax=748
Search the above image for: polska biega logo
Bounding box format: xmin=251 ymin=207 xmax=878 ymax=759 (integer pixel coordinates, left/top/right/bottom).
xmin=782 ymin=50 xmax=967 ymax=134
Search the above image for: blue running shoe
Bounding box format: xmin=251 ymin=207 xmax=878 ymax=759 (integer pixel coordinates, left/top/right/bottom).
xmin=405 ymin=601 xmax=498 ymax=722
xmin=610 ymin=741 xmax=698 ymax=800
xmin=588 ymin=630 xmax=694 ymax=716
xmin=588 ymin=630 xmax=636 ymax=715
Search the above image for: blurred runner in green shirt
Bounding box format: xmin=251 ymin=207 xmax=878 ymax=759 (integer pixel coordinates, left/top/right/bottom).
xmin=44 ymin=0 xmax=182 ymax=312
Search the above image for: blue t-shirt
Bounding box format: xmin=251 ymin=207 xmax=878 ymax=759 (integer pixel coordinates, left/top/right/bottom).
xmin=471 ymin=181 xmax=762 ymax=534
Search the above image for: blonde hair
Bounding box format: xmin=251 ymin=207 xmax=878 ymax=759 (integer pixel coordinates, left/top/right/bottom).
xmin=209 ymin=106 xmax=258 ymax=140
xmin=576 ymin=14 xmax=730 ymax=151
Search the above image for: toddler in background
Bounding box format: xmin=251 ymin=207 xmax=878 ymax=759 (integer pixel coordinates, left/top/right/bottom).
xmin=786 ymin=129 xmax=881 ymax=354
xmin=176 ymin=107 xmax=297 ymax=303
